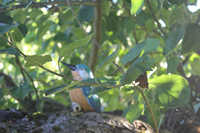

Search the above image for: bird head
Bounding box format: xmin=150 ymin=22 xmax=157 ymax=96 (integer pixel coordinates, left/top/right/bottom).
xmin=62 ymin=62 xmax=94 ymax=81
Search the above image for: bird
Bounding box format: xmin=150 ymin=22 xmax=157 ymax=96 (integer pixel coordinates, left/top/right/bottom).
xmin=62 ymin=62 xmax=102 ymax=113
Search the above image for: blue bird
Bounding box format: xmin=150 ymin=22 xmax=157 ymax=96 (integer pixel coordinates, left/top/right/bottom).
xmin=62 ymin=62 xmax=102 ymax=113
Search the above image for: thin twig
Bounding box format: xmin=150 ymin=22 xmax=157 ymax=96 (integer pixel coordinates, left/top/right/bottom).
xmin=136 ymin=86 xmax=159 ymax=133
xmin=0 ymin=1 xmax=96 ymax=13
xmin=146 ymin=0 xmax=166 ymax=37
xmin=15 ymin=56 xmax=40 ymax=108
xmin=5 ymin=37 xmax=67 ymax=78
xmin=38 ymin=65 xmax=65 ymax=78
xmin=15 ymin=56 xmax=26 ymax=81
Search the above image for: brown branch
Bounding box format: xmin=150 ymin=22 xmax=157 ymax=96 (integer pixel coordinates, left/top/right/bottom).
xmin=89 ymin=0 xmax=102 ymax=72
xmin=146 ymin=0 xmax=166 ymax=37
xmin=0 ymin=1 xmax=96 ymax=13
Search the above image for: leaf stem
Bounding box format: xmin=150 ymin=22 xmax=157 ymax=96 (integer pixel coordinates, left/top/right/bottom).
xmin=136 ymin=86 xmax=159 ymax=133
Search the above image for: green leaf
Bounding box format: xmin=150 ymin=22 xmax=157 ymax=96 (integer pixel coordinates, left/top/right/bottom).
xmin=121 ymin=38 xmax=160 ymax=65
xmin=121 ymin=55 xmax=156 ymax=84
xmin=18 ymin=24 xmax=28 ymax=36
xmin=0 ymin=35 xmax=8 ymax=47
xmin=102 ymin=0 xmax=111 ymax=16
xmin=124 ymin=91 xmax=144 ymax=121
xmin=182 ymin=23 xmax=200 ymax=53
xmin=100 ymin=88 xmax=120 ymax=111
xmin=190 ymin=54 xmax=200 ymax=76
xmin=59 ymin=8 xmax=74 ymax=25
xmin=125 ymin=103 xmax=144 ymax=121
xmin=0 ymin=23 xmax=18 ymax=35
xmin=0 ymin=47 xmax=19 ymax=55
xmin=25 ymin=55 xmax=52 ymax=67
xmin=97 ymin=46 xmax=119 ymax=69
xmin=164 ymin=24 xmax=185 ymax=54
xmin=188 ymin=0 xmax=197 ymax=4
xmin=10 ymin=27 xmax=24 ymax=42
xmin=131 ymin=0 xmax=144 ymax=15
xmin=0 ymin=13 xmax=13 ymax=24
xmin=149 ymin=74 xmax=190 ymax=108
xmin=78 ymin=6 xmax=94 ymax=23
xmin=167 ymin=55 xmax=180 ymax=73
xmin=60 ymin=35 xmax=92 ymax=57
xmin=144 ymin=102 xmax=161 ymax=128
xmin=12 ymin=81 xmax=33 ymax=99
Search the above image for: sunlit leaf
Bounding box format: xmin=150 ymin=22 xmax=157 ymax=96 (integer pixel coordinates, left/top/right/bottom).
xmin=121 ymin=38 xmax=160 ymax=65
xmin=131 ymin=0 xmax=144 ymax=15
xmin=97 ymin=46 xmax=119 ymax=69
xmin=149 ymin=74 xmax=190 ymax=108
xmin=25 ymin=55 xmax=52 ymax=67
xmin=60 ymin=35 xmax=92 ymax=57
xmin=190 ymin=54 xmax=200 ymax=76
xmin=121 ymin=55 xmax=156 ymax=84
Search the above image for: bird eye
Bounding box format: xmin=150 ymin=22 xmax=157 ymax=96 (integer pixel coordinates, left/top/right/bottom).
xmin=72 ymin=102 xmax=81 ymax=112
xmin=71 ymin=65 xmax=76 ymax=71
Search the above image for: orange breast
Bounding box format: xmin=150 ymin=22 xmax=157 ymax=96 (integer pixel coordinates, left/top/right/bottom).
xmin=69 ymin=88 xmax=94 ymax=112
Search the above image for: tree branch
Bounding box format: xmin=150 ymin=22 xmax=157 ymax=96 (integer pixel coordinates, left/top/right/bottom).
xmin=89 ymin=0 xmax=102 ymax=72
xmin=0 ymin=1 xmax=96 ymax=13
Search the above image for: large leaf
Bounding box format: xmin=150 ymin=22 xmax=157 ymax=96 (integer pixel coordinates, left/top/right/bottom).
xmin=78 ymin=6 xmax=94 ymax=23
xmin=167 ymin=55 xmax=180 ymax=73
xmin=60 ymin=35 xmax=92 ymax=57
xmin=131 ymin=0 xmax=144 ymax=15
xmin=125 ymin=103 xmax=144 ymax=121
xmin=121 ymin=38 xmax=160 ymax=65
xmin=12 ymin=81 xmax=33 ymax=100
xmin=182 ymin=23 xmax=200 ymax=53
xmin=0 ymin=23 xmax=18 ymax=35
xmin=121 ymin=55 xmax=156 ymax=84
xmin=25 ymin=55 xmax=52 ymax=67
xmin=97 ymin=46 xmax=119 ymax=69
xmin=124 ymin=90 xmax=144 ymax=121
xmin=149 ymin=74 xmax=190 ymax=108
xmin=164 ymin=24 xmax=185 ymax=54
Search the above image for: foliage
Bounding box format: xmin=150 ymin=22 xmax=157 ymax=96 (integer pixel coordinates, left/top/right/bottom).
xmin=0 ymin=0 xmax=200 ymax=130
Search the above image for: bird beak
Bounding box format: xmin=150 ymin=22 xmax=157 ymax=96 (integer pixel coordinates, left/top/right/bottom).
xmin=61 ymin=62 xmax=76 ymax=71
